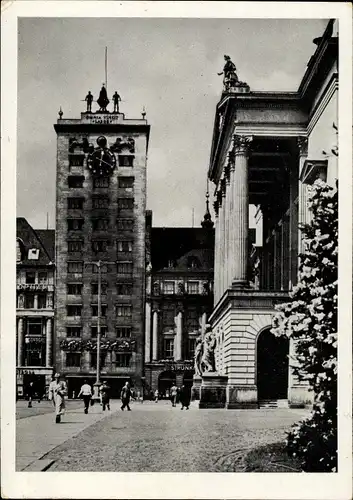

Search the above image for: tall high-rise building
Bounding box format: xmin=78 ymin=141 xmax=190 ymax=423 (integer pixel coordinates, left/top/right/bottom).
xmin=54 ymin=87 xmax=150 ymax=398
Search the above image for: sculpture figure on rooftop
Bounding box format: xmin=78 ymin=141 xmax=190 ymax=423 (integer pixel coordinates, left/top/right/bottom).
xmin=218 ymin=55 xmax=239 ymax=90
xmin=112 ymin=92 xmax=121 ymax=113
xmin=85 ymin=91 xmax=93 ymax=113
xmin=97 ymin=84 xmax=109 ymax=112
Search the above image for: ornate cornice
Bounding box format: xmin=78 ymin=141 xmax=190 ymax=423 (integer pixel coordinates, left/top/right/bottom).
xmin=233 ymin=135 xmax=253 ymax=156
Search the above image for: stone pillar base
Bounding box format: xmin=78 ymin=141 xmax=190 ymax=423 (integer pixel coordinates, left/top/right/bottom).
xmin=288 ymin=385 xmax=313 ymax=408
xmin=199 ymin=373 xmax=228 ymax=409
xmin=226 ymin=385 xmax=258 ymax=409
xmin=191 ymin=375 xmax=202 ymax=401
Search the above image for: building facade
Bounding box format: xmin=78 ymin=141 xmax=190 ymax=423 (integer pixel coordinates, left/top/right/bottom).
xmin=54 ymin=89 xmax=150 ymax=398
xmin=144 ymin=210 xmax=214 ymax=396
xmin=208 ymin=20 xmax=338 ymax=408
xmin=16 ymin=218 xmax=55 ymax=397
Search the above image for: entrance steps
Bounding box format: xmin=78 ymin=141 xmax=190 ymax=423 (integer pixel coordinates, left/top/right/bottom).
xmin=258 ymin=399 xmax=289 ymax=409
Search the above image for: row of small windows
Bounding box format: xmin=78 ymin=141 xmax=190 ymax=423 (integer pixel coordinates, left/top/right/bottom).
xmin=66 ymin=326 xmax=132 ymax=338
xmin=69 ymin=155 xmax=134 ymax=168
xmin=67 ymin=261 xmax=133 ymax=274
xmin=67 ymin=218 xmax=134 ymax=231
xmin=68 ymin=197 xmax=134 ymax=210
xmin=67 ymin=283 xmax=133 ymax=295
xmin=68 ymin=240 xmax=133 ymax=253
xmin=21 ymin=271 xmax=49 ymax=284
xmin=66 ymin=352 xmax=132 ymax=368
xmin=66 ymin=304 xmax=132 ymax=317
xmin=68 ymin=176 xmax=134 ymax=189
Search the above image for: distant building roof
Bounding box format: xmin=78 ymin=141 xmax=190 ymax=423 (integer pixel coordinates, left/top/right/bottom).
xmin=16 ymin=218 xmax=55 ymax=266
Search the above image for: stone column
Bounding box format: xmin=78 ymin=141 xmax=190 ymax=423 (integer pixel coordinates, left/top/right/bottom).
xmin=229 ymin=151 xmax=236 ymax=283
xmin=232 ymin=135 xmax=252 ymax=288
xmin=201 ymin=311 xmax=207 ymax=338
xmin=34 ymin=294 xmax=38 ymax=309
xmin=152 ymin=308 xmax=159 ymax=361
xmin=219 ymin=182 xmax=226 ymax=296
xmin=144 ymin=301 xmax=152 ymax=363
xmin=213 ymin=207 xmax=219 ymax=304
xmin=45 ymin=318 xmax=52 ymax=367
xmin=105 ymin=351 xmax=112 ymax=371
xmin=174 ymin=306 xmax=183 ymax=361
xmin=17 ymin=318 xmax=24 ymax=366
xmin=224 ymin=165 xmax=231 ymax=289
xmin=297 ymin=137 xmax=308 ymax=255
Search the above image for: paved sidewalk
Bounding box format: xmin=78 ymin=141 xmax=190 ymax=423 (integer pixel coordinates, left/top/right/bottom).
xmin=16 ymin=399 xmax=121 ymax=471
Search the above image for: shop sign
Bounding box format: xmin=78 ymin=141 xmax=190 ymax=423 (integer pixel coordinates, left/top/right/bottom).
xmin=164 ymin=362 xmax=193 ymax=372
xmin=17 ymin=283 xmax=48 ymax=291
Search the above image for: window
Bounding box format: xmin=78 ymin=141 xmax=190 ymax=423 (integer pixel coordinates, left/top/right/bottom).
xmin=162 ymin=304 xmax=175 ymax=328
xmin=92 ymin=197 xmax=109 ymax=209
xmin=116 ymin=326 xmax=131 ymax=338
xmin=24 ymin=294 xmax=35 ymax=309
xmin=91 ymin=282 xmax=108 ymax=295
xmin=118 ymin=177 xmax=134 ymax=189
xmin=117 ymin=262 xmax=133 ymax=275
xmin=118 ymin=155 xmax=134 ymax=167
xmin=116 ymin=304 xmax=132 ymax=317
xmin=67 ymin=197 xmax=84 ymax=209
xmin=67 ymin=261 xmax=83 ymax=274
xmin=68 ymin=176 xmax=84 ymax=188
xmin=28 ymin=248 xmax=39 ymax=260
xmin=92 ymin=264 xmax=108 ymax=274
xmin=67 ymin=218 xmax=84 ymax=231
xmin=25 ymin=345 xmax=45 ymax=367
xmin=91 ymin=326 xmax=107 ymax=337
xmin=93 ymin=177 xmax=110 ymax=188
xmin=92 ymin=218 xmax=109 ymax=231
xmin=163 ymin=339 xmax=174 ymax=359
xmin=91 ymin=305 xmax=107 ymax=317
xmin=163 ymin=281 xmax=175 ymax=295
xmin=69 ymin=155 xmax=84 ymax=167
xmin=116 ymin=353 xmax=131 ymax=367
xmin=117 ymin=198 xmax=134 ymax=210
xmin=37 ymin=294 xmax=47 ymax=309
xmin=90 ymin=352 xmax=106 ymax=368
xmin=67 ymin=305 xmax=82 ymax=317
xmin=26 ymin=271 xmax=36 ymax=284
xmin=27 ymin=318 xmax=42 ymax=336
xmin=66 ymin=352 xmax=81 ymax=368
xmin=66 ymin=326 xmax=81 ymax=338
xmin=188 ymin=338 xmax=196 ymax=359
xmin=186 ymin=308 xmax=199 ymax=330
xmin=117 ymin=219 xmax=133 ymax=231
xmin=92 ymin=240 xmax=108 ymax=253
xmin=67 ymin=283 xmax=83 ymax=295
xmin=117 ymin=240 xmax=133 ymax=253
xmin=38 ymin=272 xmax=48 ymax=284
xmin=187 ymin=281 xmax=199 ymax=295
xmin=68 ymin=240 xmax=83 ymax=252
xmin=117 ymin=283 xmax=133 ymax=295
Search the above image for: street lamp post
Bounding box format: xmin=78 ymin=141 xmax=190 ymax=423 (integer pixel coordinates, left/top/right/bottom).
xmin=85 ymin=259 xmax=115 ymax=401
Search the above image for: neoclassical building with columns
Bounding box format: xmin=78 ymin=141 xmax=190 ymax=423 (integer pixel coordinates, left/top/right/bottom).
xmin=208 ymin=19 xmax=338 ymax=408
xmin=16 ymin=217 xmax=55 ymax=397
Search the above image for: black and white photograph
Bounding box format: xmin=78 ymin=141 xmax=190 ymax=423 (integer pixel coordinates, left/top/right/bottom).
xmin=1 ymin=2 xmax=352 ymax=499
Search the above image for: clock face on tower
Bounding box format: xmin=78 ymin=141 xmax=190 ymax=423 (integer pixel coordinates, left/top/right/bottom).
xmin=87 ymin=136 xmax=116 ymax=176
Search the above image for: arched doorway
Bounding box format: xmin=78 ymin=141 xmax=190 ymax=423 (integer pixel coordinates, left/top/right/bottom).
xmin=158 ymin=371 xmax=176 ymax=398
xmin=257 ymin=328 xmax=289 ymax=400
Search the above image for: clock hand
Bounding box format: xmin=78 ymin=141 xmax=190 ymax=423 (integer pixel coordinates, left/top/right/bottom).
xmin=99 ymin=149 xmax=104 ymax=169
xmin=95 ymin=156 xmax=115 ymax=169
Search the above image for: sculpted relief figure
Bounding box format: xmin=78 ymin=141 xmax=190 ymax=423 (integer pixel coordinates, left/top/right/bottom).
xmin=194 ymin=337 xmax=203 ymax=377
xmin=200 ymin=326 xmax=216 ymax=373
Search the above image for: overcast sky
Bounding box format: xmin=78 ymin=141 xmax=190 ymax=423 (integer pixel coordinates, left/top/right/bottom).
xmin=17 ymin=17 xmax=328 ymax=229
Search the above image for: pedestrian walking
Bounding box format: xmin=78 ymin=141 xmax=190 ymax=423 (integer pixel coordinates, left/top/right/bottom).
xmin=26 ymin=382 xmax=35 ymax=408
xmin=170 ymin=383 xmax=178 ymax=407
xmin=78 ymin=379 xmax=92 ymax=414
xmin=120 ymin=381 xmax=132 ymax=411
xmin=52 ymin=373 xmax=68 ymax=423
xmin=179 ymin=384 xmax=191 ymax=410
xmin=154 ymin=389 xmax=159 ymax=403
xmin=99 ymin=380 xmax=111 ymax=411
xmin=48 ymin=375 xmax=57 ymax=407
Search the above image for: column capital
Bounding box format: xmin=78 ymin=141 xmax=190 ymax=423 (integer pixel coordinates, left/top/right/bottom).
xmin=297 ymin=136 xmax=308 ymax=157
xmin=233 ymin=135 xmax=253 ymax=156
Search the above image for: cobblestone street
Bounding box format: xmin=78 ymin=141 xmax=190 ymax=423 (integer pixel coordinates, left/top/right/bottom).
xmin=26 ymin=400 xmax=309 ymax=472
